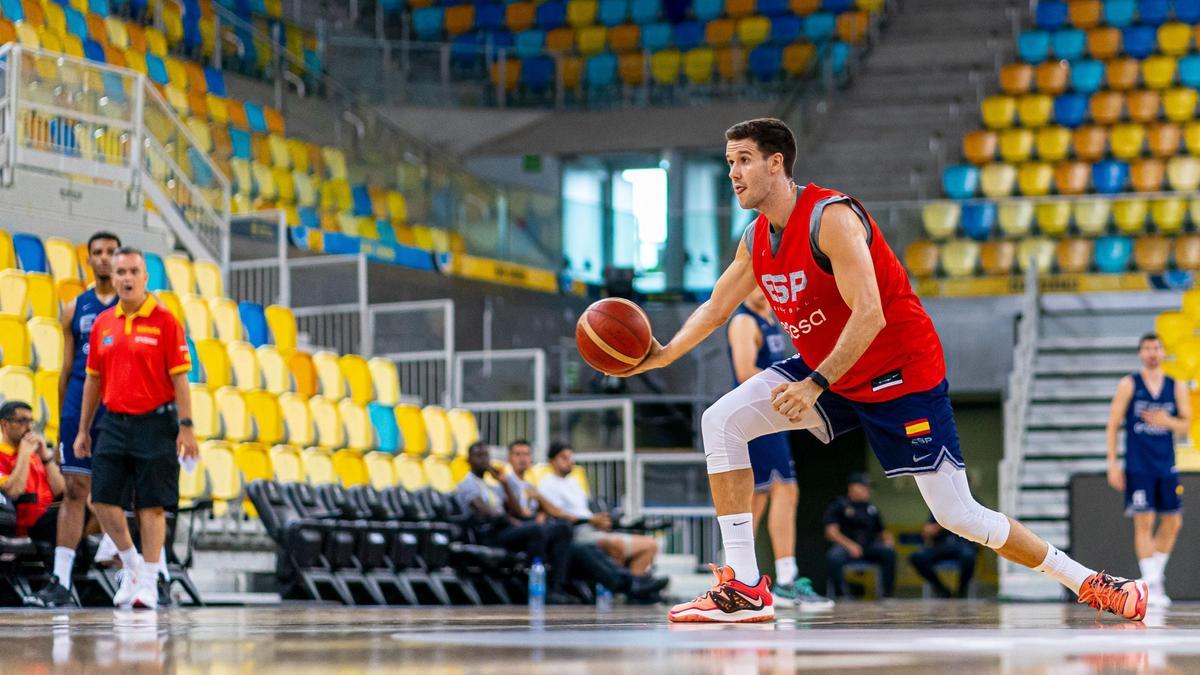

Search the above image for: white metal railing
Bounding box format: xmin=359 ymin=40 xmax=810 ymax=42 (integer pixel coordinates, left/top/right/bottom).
xmin=0 ymin=44 xmax=230 ymax=265
xmin=369 ymin=299 xmax=455 ymax=408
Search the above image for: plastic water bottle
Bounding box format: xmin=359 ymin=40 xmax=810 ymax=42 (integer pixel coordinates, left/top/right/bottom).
xmin=595 ymin=583 xmax=612 ymax=611
xmin=528 ymin=557 xmax=546 ymax=611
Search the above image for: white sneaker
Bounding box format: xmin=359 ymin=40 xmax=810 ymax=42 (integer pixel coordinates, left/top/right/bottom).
xmin=112 ymin=569 xmax=139 ymax=608
xmin=130 ymin=573 xmax=158 ymax=610
xmin=94 ymin=535 xmax=119 ymax=564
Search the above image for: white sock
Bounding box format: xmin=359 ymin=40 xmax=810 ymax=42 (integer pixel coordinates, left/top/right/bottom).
xmin=52 ymin=547 xmax=76 ymax=588
xmin=1033 ymin=544 xmax=1094 ymax=595
xmin=117 ymin=547 xmax=142 ymax=576
xmin=717 ymin=513 xmax=759 ymax=583
xmin=1138 ymin=557 xmax=1159 ymax=584
xmin=1153 ymin=551 xmax=1169 ymax=575
xmin=775 ymin=556 xmax=798 ymax=586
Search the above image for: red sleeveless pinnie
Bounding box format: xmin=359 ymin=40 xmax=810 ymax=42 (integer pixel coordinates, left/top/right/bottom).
xmin=751 ymin=184 xmax=945 ymax=402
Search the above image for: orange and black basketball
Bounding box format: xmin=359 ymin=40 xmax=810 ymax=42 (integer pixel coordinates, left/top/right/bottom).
xmin=575 ymin=298 xmax=653 ymax=375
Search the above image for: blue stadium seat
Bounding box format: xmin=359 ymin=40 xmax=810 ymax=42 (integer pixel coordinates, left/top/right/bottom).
xmin=12 ymin=234 xmax=46 ymax=273
xmin=521 ymin=55 xmax=555 ymax=90
xmin=673 ymin=21 xmax=704 ymax=51
xmin=368 ymin=403 xmax=400 ymax=453
xmin=823 ymin=0 xmax=854 ymax=12
xmin=585 ymin=52 xmax=617 ymax=88
xmin=230 ymin=129 xmax=252 ymax=160
xmin=1092 ymin=160 xmax=1130 ymax=194
xmin=515 ymin=29 xmax=545 ymax=58
xmin=476 ymin=3 xmax=504 ymax=31
xmin=82 ymin=39 xmax=105 ymax=63
xmin=830 ymin=40 xmax=849 ymax=75
xmin=662 ymin=0 xmax=690 ymax=23
xmin=103 ymin=72 xmax=127 ymax=103
xmin=803 ymin=12 xmax=836 ymax=42
xmin=298 ymin=207 xmax=320 ymax=231
xmin=238 ymin=302 xmax=269 ymax=348
xmin=1121 ymin=25 xmax=1156 ymax=59
xmin=641 ymin=22 xmax=673 ymax=51
xmin=89 ymin=0 xmax=108 ymax=16
xmin=758 ymin=0 xmax=789 ymax=15
xmin=451 ymin=33 xmax=482 ymax=67
xmin=351 ymin=185 xmax=372 ymax=217
xmin=204 ymin=67 xmax=226 ymax=96
xmin=770 ymin=15 xmax=802 ymax=44
xmin=145 ymin=54 xmax=169 ymax=86
xmin=0 ymin=0 xmax=23 ymax=22
xmin=1017 ymin=31 xmax=1050 ymax=64
xmin=1053 ymin=93 xmax=1088 ymax=127
xmin=598 ymin=0 xmax=629 ymax=26
xmin=1137 ymin=0 xmax=1169 ymax=25
xmin=1069 ymin=60 xmax=1105 ymax=93
xmin=1177 ymin=0 xmax=1200 ymax=23
xmin=693 ymin=0 xmax=722 ymax=21
xmin=1102 ymin=0 xmax=1135 ymax=27
xmin=182 ymin=17 xmax=202 ymax=51
xmin=630 ymin=0 xmax=659 ymax=24
xmin=67 ymin=9 xmax=89 ymax=41
xmin=186 ymin=337 xmax=201 ymax=383
xmin=943 ymin=165 xmax=980 ymax=199
xmin=244 ymin=103 xmax=268 ymax=134
xmin=749 ymin=45 xmax=782 ymax=80
xmin=535 ymin=1 xmax=566 ymax=30
xmin=1035 ymin=1 xmax=1067 ymax=30
xmin=961 ymin=202 xmax=996 ymax=241
xmin=188 ymin=148 xmax=213 ymax=187
xmin=145 ymin=252 xmax=168 ymax=291
xmin=1094 ymin=235 xmax=1133 ymax=273
xmin=413 ymin=7 xmax=444 ymax=40
xmin=1050 ymin=28 xmax=1085 ymax=60
xmin=1179 ymin=55 xmax=1200 ymax=88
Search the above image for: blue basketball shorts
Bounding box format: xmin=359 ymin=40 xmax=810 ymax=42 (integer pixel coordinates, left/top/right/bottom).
xmin=1125 ymin=471 xmax=1182 ymax=515
xmin=748 ymin=432 xmax=796 ymax=492
xmin=59 ymin=409 xmax=105 ymax=477
xmin=770 ymin=356 xmax=966 ymax=478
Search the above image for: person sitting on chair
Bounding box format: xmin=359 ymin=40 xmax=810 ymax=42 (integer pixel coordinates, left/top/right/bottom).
xmin=0 ymin=401 xmax=64 ymax=545
xmin=823 ymin=472 xmax=895 ymax=598
xmin=909 ymin=512 xmax=977 ymax=598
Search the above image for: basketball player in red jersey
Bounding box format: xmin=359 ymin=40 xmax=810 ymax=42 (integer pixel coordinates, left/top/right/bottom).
xmin=620 ymin=118 xmax=1146 ymax=623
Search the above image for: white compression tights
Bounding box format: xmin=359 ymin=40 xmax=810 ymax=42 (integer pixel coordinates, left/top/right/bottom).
xmin=703 ymin=369 xmax=1011 ymax=549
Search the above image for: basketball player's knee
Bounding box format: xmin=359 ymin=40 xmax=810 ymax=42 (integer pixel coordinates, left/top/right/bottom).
xmin=929 ymin=499 xmax=1009 ymax=550
xmin=700 ymin=396 xmax=752 ymax=474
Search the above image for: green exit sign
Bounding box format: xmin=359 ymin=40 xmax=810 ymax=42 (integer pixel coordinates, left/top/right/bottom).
xmin=523 ymin=154 xmax=542 ymax=173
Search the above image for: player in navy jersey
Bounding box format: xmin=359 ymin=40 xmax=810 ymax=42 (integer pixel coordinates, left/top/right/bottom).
xmin=1106 ymin=333 xmax=1191 ymax=608
xmin=728 ymin=287 xmax=832 ymax=610
xmin=27 ymin=232 xmax=120 ymax=607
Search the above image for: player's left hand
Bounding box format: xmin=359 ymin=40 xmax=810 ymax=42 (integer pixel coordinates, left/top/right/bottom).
xmin=1141 ymin=409 xmax=1173 ymax=428
xmin=770 ymin=378 xmax=822 ymax=422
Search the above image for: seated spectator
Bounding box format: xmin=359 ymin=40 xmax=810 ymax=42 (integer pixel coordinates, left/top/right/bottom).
xmin=909 ymin=512 xmax=978 ymax=598
xmin=505 ymin=440 xmax=668 ymax=602
xmin=823 ymin=472 xmax=895 ymax=598
xmin=536 ymin=442 xmax=659 ymax=576
xmin=454 ymin=441 xmax=574 ymax=604
xmin=0 ymin=401 xmax=64 ymax=542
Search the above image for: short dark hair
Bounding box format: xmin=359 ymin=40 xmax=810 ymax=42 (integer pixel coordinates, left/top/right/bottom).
xmin=87 ymin=231 xmax=121 ymax=251
xmin=0 ymin=401 xmax=32 ymax=422
xmin=508 ymin=439 xmax=531 ymax=453
xmin=114 ymin=245 xmax=144 ymax=260
xmin=467 ymin=441 xmax=488 ymax=455
xmin=548 ymin=442 xmax=572 ymax=460
xmin=725 ymin=118 xmax=797 ymax=178
xmin=1139 ymin=333 xmax=1161 ymax=347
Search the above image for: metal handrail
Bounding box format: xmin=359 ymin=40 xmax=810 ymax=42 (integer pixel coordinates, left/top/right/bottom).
xmin=1000 ymin=263 xmax=1040 ymax=519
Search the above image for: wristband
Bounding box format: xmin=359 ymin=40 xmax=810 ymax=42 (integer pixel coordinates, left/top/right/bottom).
xmin=179 ymin=418 xmax=194 ymax=428
xmin=807 ymin=370 xmax=831 ymax=392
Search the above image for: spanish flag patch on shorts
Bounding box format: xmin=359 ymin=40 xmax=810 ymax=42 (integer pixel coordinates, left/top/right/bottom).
xmin=904 ymin=418 xmax=931 ymax=437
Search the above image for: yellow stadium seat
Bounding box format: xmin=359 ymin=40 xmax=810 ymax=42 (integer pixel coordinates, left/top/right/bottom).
xmin=0 ymin=313 xmax=30 ymax=368
xmin=651 ymin=48 xmax=681 ymax=85
xmin=980 ymin=163 xmax=1017 ymax=198
xmin=43 ymin=237 xmax=79 ymax=281
xmin=1035 ymin=201 xmax=1071 ymax=236
xmin=566 ymin=0 xmax=596 ymax=27
xmin=921 ymin=201 xmax=961 ymax=241
xmin=265 ymin=305 xmax=297 ymax=352
xmin=447 ymin=408 xmax=481 ymax=457
xmin=1113 ymin=198 xmax=1149 ymax=234
xmin=0 ymin=366 xmax=34 ymax=413
xmin=199 ymin=440 xmax=239 ymax=517
xmin=1017 ymin=237 xmax=1055 ymax=274
xmin=939 ymin=240 xmax=979 ymax=278
xmin=256 ymin=345 xmax=289 ymax=395
xmin=737 ymin=16 xmax=770 ymax=47
xmin=338 ymin=398 xmax=374 ymax=451
xmin=980 ymin=240 xmax=1016 ymax=276
xmin=311 ymin=351 xmax=345 ymax=400
xmin=365 ymin=451 xmax=398 ymax=489
xmin=0 ymin=232 xmax=13 ymax=271
xmin=1073 ymin=199 xmax=1111 ymax=236
xmin=903 ymin=240 xmax=938 ymax=278
xmin=1017 ymin=95 xmax=1053 ymax=128
xmin=301 ymin=447 xmax=337 ymax=485
xmin=243 ymin=390 xmax=284 ymax=446
xmin=1055 ymin=237 xmax=1093 ymax=274
xmin=179 ymin=456 xmax=208 ymax=510
xmin=34 ymin=369 xmax=59 ymax=443
xmin=396 ymin=404 xmax=428 ymax=455
xmin=998 ymin=200 xmax=1035 ymax=238
xmin=999 ymin=129 xmax=1034 ymax=163
xmin=268 ymin=444 xmax=303 ymax=482
xmin=308 ymin=395 xmax=344 ymax=450
xmin=683 ymin=47 xmax=715 ymax=84
xmin=154 ymin=290 xmax=185 ymax=327
xmin=1017 ymin=162 xmax=1054 ymax=196
xmin=1159 ymin=22 xmax=1192 ymax=56
xmin=338 ymin=354 xmax=373 ymax=406
xmin=1164 ymin=88 xmax=1198 ymax=123
xmin=576 ymin=25 xmax=606 ymax=55
xmin=322 ymin=147 xmax=348 ymax=181
xmin=164 ymin=255 xmax=195 ymax=294
xmin=332 ymin=447 xmax=369 ymax=487
xmin=981 ymin=95 xmax=1016 ymax=129
xmin=1142 ymin=56 xmax=1178 ymax=90
xmin=422 ymin=405 xmax=454 ymax=459
xmin=0 ymin=270 xmax=26 ymax=317
xmin=1035 ymin=126 xmax=1071 ymax=162
xmin=367 ymin=357 xmax=400 ymax=406
xmin=207 ymin=297 xmax=243 ymax=342
xmin=27 ymin=316 xmax=61 ymax=372
xmin=1156 ymin=311 xmax=1193 ymax=351
xmin=195 ymin=338 xmax=232 ymax=390
xmin=25 ymin=273 xmax=54 ymax=319
xmin=215 ymin=386 xmax=251 ymax=442
xmin=395 ymin=453 xmax=428 ymax=491
xmin=1151 ymin=198 xmax=1187 ymax=234
xmin=1110 ymin=123 xmax=1146 ymax=161
xmin=226 ymin=341 xmax=260 ymax=392
xmin=56 ymin=278 xmax=84 ymax=310
xmin=189 ymin=384 xmax=218 ymax=440
xmin=1185 ymin=289 xmax=1200 ymax=320
xmin=193 ymin=260 xmax=222 ymax=299
xmin=1168 ymin=156 xmax=1200 ymax=191
xmin=422 ymin=455 xmax=455 ymax=494
xmin=233 ymin=442 xmax=273 ymax=516
xmin=180 ymin=294 xmax=213 ymax=340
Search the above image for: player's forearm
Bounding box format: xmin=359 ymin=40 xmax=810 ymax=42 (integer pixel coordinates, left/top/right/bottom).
xmin=1105 ymin=424 xmax=1120 ymax=465
xmin=78 ymin=375 xmax=100 ymax=430
xmin=815 ymin=308 xmax=885 ymax=384
xmin=45 ymin=461 xmax=64 ymax=497
xmin=4 ymin=456 xmax=30 ymax=498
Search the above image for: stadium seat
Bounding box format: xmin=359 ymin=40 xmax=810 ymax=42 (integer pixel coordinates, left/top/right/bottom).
xmin=165 ymin=255 xmax=195 ymax=294
xmin=1148 ymin=123 xmax=1181 ymax=158
xmin=1055 ymin=161 xmax=1092 ymax=195
xmin=1073 ymin=198 xmax=1111 ymax=236
xmin=998 ymin=200 xmax=1035 ymax=238
xmin=338 ymin=399 xmax=375 ymax=451
xmin=1054 ymin=93 xmax=1088 ymax=127
xmin=301 ymin=447 xmax=337 ymax=485
xmin=1168 ymin=156 xmax=1200 ymax=191
xmin=309 ymin=395 xmax=345 ymax=450
xmin=1126 ymin=90 xmax=1161 ymax=124
xmin=0 ymin=231 xmax=13 ymax=271
xmin=1053 ymin=29 xmax=1087 ymax=60
xmin=227 ymin=341 xmax=261 ymax=392
xmin=1123 ymin=25 xmax=1157 ymax=59
xmin=0 ymin=314 xmax=30 ymax=367
xmin=1070 ymin=0 xmax=1102 ymax=27
xmin=12 ymin=234 xmax=46 ymax=273
xmin=1017 ymin=95 xmax=1053 ymax=127
xmin=1017 ymin=237 xmax=1055 ymax=274
xmin=1056 ymin=237 xmax=1094 ymax=273
xmin=980 ymin=163 xmax=1016 ymax=198
xmin=1035 ymin=201 xmax=1072 ymax=237
xmin=367 ymin=357 xmax=401 ymax=406
xmin=238 ymin=302 xmax=269 ymax=348
xmin=1068 ymin=59 xmax=1104 ymax=94
xmin=749 ymin=45 xmax=782 ymax=81
xmin=1140 ymin=0 xmax=1170 ymax=25
xmin=181 ymin=294 xmax=213 ymax=341
xmin=1072 ymin=125 xmax=1108 ymax=162
xmin=1174 ymin=235 xmax=1200 ymax=270
xmin=209 ymin=297 xmax=243 ymax=342
xmin=368 ymin=402 xmax=400 ymax=454
xmin=265 ymin=304 xmax=297 ymax=352
xmin=245 ymin=390 xmax=284 ymax=446
xmin=1036 ymin=126 xmax=1072 ymax=161
xmin=981 ymin=96 xmax=1016 ymax=130
xmin=1017 ymin=30 xmax=1050 ymax=63
xmin=199 ymin=440 xmax=239 ymax=517
xmin=1180 ymin=55 xmax=1200 ymax=88
xmin=1143 ymin=56 xmax=1177 ymax=90
xmin=921 ymin=201 xmax=960 ymax=240
xmin=1018 ymin=162 xmax=1054 ymax=196
xmin=1094 ymin=235 xmax=1133 ymax=273
xmin=215 ymin=387 xmax=252 ymax=443
xmin=903 ymin=240 xmax=938 ymax=278
xmin=1131 ymin=158 xmax=1165 ymax=192
xmin=195 ymin=339 xmax=232 ymax=390
xmin=960 ymin=202 xmax=996 ymax=241
xmin=999 ymin=129 xmax=1034 ymax=163
xmin=1113 ymin=198 xmax=1149 ymax=234
xmin=1035 ymin=61 xmax=1069 ymax=95
xmin=962 ymin=130 xmax=997 ymax=164
xmin=980 ymin=240 xmax=1016 ymax=275
xmin=939 ymin=240 xmax=979 ymax=277
xmin=0 ymin=270 xmax=27 ymax=318
xmin=1164 ymin=87 xmax=1198 ymax=122
xmin=1109 ymin=123 xmax=1145 ymax=161
xmin=43 ymin=237 xmax=79 ymax=281
xmin=1093 ymin=160 xmax=1130 ymax=193
xmin=1134 ymin=235 xmax=1170 ymax=272
xmin=1036 ymin=1 xmax=1068 ymax=30
xmin=312 ymin=351 xmax=346 ymax=400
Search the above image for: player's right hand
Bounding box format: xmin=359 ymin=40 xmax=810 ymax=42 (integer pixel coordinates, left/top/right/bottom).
xmin=74 ymin=432 xmax=91 ymax=459
xmin=846 ymin=542 xmax=863 ymax=559
xmin=612 ymin=339 xmax=667 ymax=378
xmin=1106 ymin=464 xmax=1124 ymax=492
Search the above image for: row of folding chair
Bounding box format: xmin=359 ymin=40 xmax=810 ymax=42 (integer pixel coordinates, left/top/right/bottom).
xmin=905 ymin=234 xmax=1182 ymax=278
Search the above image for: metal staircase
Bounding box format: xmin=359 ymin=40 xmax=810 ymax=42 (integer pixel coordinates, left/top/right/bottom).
xmin=1000 ymin=288 xmax=1182 ymax=600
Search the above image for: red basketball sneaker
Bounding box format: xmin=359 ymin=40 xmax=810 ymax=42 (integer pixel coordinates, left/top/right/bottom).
xmin=668 ymin=565 xmax=774 ymax=623
xmin=1077 ymin=572 xmax=1148 ymax=622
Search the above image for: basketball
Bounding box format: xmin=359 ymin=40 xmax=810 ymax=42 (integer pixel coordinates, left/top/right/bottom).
xmin=576 ymin=298 xmax=653 ymax=374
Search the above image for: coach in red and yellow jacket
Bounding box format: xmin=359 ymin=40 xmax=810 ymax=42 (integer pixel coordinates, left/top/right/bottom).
xmin=75 ymin=246 xmax=198 ymax=610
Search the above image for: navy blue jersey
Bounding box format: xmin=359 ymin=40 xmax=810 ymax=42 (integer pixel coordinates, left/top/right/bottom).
xmin=62 ymin=287 xmax=117 ymax=420
xmin=1125 ymin=372 xmax=1178 ymax=476
xmin=729 ymin=304 xmax=789 ymax=388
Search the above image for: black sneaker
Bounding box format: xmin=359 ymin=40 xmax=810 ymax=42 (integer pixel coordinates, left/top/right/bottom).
xmin=630 ymin=574 xmax=670 ymax=600
xmin=25 ymin=576 xmax=75 ymax=608
xmin=157 ymin=576 xmax=173 ymax=608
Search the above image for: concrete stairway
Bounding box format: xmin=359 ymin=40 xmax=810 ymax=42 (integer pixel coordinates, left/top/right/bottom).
xmin=1000 ymin=292 xmax=1182 ymax=600
xmin=794 ymin=0 xmax=1014 ymax=202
